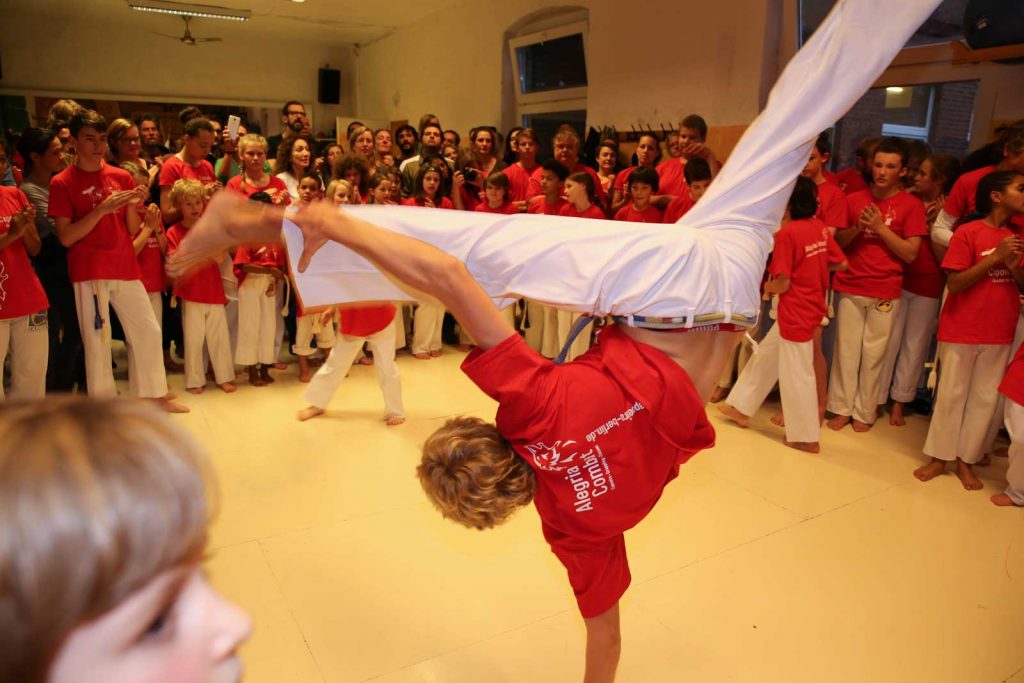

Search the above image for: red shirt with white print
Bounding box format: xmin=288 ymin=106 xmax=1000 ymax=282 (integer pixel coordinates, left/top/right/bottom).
xmin=339 ymin=304 xmax=396 ymax=337
xmin=159 ymin=155 xmax=216 ymax=188
xmin=462 ymin=327 xmax=715 ymax=618
xmin=48 ymin=164 xmax=142 ymax=283
xmin=832 ymin=189 xmax=927 ymax=300
xmin=937 ymin=219 xmax=1021 ymax=345
xmin=614 ymin=204 xmax=663 ymax=224
xmin=770 ymin=217 xmax=846 ymax=342
xmin=225 ymin=173 xmax=291 ymax=205
xmin=233 ymin=243 xmax=286 ymax=285
xmin=558 ymin=203 xmax=606 ymax=220
xmin=0 ymin=187 xmax=48 ymax=319
xmin=132 ymin=205 xmax=165 ymax=293
xmin=166 ymin=224 xmax=226 ymax=305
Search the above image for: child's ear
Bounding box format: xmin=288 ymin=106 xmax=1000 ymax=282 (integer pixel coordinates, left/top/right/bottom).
xmin=821 ymin=152 xmax=831 ymax=165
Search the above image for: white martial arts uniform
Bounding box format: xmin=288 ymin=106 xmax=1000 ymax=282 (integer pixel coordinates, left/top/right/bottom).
xmin=411 ymin=302 xmax=444 ymax=355
xmin=877 ymin=288 xmax=941 ymax=405
xmin=182 ymin=301 xmax=235 ymax=389
xmin=268 ymin=1 xmax=942 ymax=335
xmin=0 ymin=313 xmax=49 ymax=400
xmin=293 ymin=308 xmax=337 ymax=356
xmin=828 ymin=294 xmax=900 ymax=424
xmin=1003 ymin=399 xmax=1024 ymax=505
xmin=983 ymin=307 xmax=1024 ymax=451
xmin=236 ymin=273 xmax=281 ymax=366
xmin=127 ymin=290 xmax=165 ymax=397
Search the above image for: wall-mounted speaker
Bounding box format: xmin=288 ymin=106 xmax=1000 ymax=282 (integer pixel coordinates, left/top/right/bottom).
xmin=318 ymin=68 xmax=341 ymax=105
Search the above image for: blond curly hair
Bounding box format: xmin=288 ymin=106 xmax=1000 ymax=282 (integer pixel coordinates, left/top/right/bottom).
xmin=418 ymin=416 xmax=536 ymax=530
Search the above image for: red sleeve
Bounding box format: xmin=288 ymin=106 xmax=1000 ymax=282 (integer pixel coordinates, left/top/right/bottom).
xmin=900 ymin=196 xmax=928 ymax=238
xmin=545 ymin=530 xmax=629 ymax=618
xmin=159 ymin=158 xmax=181 ymax=188
xmin=769 ymin=227 xmax=795 ymax=278
xmin=47 ymin=175 xmax=73 ymax=219
xmin=943 ymin=176 xmax=969 ymax=220
xmin=612 ymin=168 xmax=631 ymax=194
xmin=527 ymin=166 xmax=543 ymax=199
xmin=941 ymin=227 xmax=973 ymax=272
xmin=460 ymin=334 xmax=557 ymax=440
xmin=821 ymin=188 xmax=848 ymax=229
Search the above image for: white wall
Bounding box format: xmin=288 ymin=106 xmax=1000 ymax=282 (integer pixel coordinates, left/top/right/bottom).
xmin=356 ymin=0 xmax=780 ymax=134
xmin=0 ymin=5 xmax=358 ymax=135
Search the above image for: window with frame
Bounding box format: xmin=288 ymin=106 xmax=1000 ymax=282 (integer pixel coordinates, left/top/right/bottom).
xmin=508 ymin=18 xmax=589 ymax=131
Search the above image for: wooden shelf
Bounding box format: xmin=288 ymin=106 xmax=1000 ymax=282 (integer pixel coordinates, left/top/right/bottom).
xmin=950 ymin=40 xmax=1024 ymax=65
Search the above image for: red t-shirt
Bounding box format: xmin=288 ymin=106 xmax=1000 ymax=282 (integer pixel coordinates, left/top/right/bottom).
xmin=528 ymin=197 xmax=568 ymax=216
xmin=832 ymin=190 xmax=927 ymax=300
xmin=502 ymin=163 xmax=538 ymax=203
xmin=558 ymin=203 xmax=606 ymax=220
xmin=401 ymin=196 xmax=454 ymax=209
xmin=159 ymin=155 xmax=216 ymax=188
xmin=132 ymin=204 xmax=165 ymax=294
xmin=662 ymin=195 xmax=695 ymax=224
xmin=48 ymin=164 xmax=142 ymax=283
xmin=612 ymin=165 xmax=659 ymax=198
xmin=834 ymin=167 xmax=868 ymax=195
xmin=944 ymin=165 xmax=994 ymax=224
xmin=0 ymin=187 xmax=49 ymax=320
xmin=770 ymin=217 xmax=846 ymax=342
xmin=614 ymin=204 xmax=663 ymax=223
xmin=528 ymin=163 xmax=606 ymax=204
xmin=654 ymin=158 xmax=690 ymax=198
xmin=998 ymin=340 xmax=1024 ymax=406
xmin=937 ymin=219 xmax=1021 ymax=345
xmin=234 ymin=243 xmax=286 ymax=285
xmin=474 ymin=201 xmax=519 ymax=215
xmin=816 ymin=180 xmax=848 ymax=229
xmin=225 ymin=173 xmax=291 ymax=204
xmin=339 ymin=304 xmax=396 ymax=337
xmin=462 ymin=327 xmax=715 ymax=618
xmin=166 ymin=224 xmax=226 ymax=305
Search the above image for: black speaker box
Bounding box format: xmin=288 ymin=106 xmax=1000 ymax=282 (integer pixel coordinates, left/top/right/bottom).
xmin=964 ymin=1 xmax=1024 ymax=51
xmin=318 ymin=68 xmax=341 ymax=105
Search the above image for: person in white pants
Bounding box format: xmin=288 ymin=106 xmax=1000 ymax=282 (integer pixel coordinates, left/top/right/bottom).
xmin=169 ymin=3 xmax=945 ymax=677
xmin=994 ymin=343 xmax=1024 ymax=506
xmin=298 ymin=304 xmax=405 ymax=424
xmin=719 ymin=177 xmax=847 ymax=452
xmin=0 ymin=187 xmax=49 ymax=400
xmin=234 ymin=244 xmax=286 ymax=386
xmin=411 ymin=301 xmax=444 ymax=358
xmin=294 ymin=305 xmax=336 ymax=382
xmin=48 ymin=110 xmax=185 ymax=412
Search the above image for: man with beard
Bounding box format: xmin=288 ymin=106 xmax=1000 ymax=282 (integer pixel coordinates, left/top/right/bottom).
xmin=136 ymin=114 xmax=169 ymax=163
xmin=399 ymin=123 xmax=447 ymax=198
xmin=394 ymin=124 xmax=419 ymax=165
xmin=267 ymin=101 xmax=306 ymax=159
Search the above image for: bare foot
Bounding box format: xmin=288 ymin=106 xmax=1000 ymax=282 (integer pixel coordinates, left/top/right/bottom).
xmin=155 ymin=396 xmax=191 ymax=413
xmin=889 ymin=401 xmax=906 ymax=427
xmin=826 ymin=415 xmax=851 ymax=431
xmin=297 ymin=406 xmax=324 ymax=422
xmin=357 ymin=356 xmax=374 ymax=365
xmin=412 ymin=353 xmax=431 ymax=360
xmin=784 ymin=440 xmax=821 ymax=454
xmin=977 ymin=453 xmax=992 ymax=467
xmin=851 ymin=419 xmax=872 ymax=433
xmin=248 ymin=367 xmax=267 ymax=387
xmin=955 ymin=459 xmax=983 ymax=490
xmin=716 ymin=403 xmax=750 ymax=428
xmin=218 ymin=382 xmax=237 ymax=393
xmin=456 ymin=343 xmax=474 ymax=352
xmin=914 ymin=458 xmax=946 ymax=482
xmin=186 ymin=386 xmax=204 ymax=395
xmin=386 ymin=415 xmax=406 ymax=426
xmin=770 ymin=411 xmax=785 ymax=428
xmin=273 ymin=361 xmax=288 ymax=370
xmin=299 ymin=371 xmax=311 ymax=383
xmin=260 ymin=365 xmax=275 ymax=384
xmin=991 ymin=447 xmax=1009 ymax=459
xmin=991 ymin=493 xmax=1018 ymax=507
xmin=709 ymin=386 xmax=729 ymax=404
xmin=429 ymin=349 xmax=442 ymax=357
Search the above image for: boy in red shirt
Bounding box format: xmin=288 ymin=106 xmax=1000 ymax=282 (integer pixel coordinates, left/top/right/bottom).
xmin=662 ymin=158 xmax=712 ymax=223
xmin=718 ymin=178 xmax=847 ymax=452
xmin=502 ymin=127 xmax=539 ymax=210
xmin=915 ymin=170 xmax=1024 ymax=490
xmin=610 ymin=133 xmax=660 ymax=215
xmin=159 ymin=117 xmax=219 ymax=225
xmin=165 ymin=180 xmax=236 ymax=394
xmin=527 ymin=160 xmax=569 ymax=216
xmin=614 ymin=167 xmax=663 ymax=223
xmin=0 ymin=186 xmax=49 ymax=399
xmin=527 ymin=128 xmax=605 ymax=206
xmin=474 ymin=172 xmax=519 ymax=215
xmin=49 ymin=109 xmax=185 ymax=411
xmin=803 ymin=133 xmax=848 ymax=232
xmin=655 ymin=114 xmax=721 ymax=197
xmin=827 ymin=138 xmax=927 ymax=431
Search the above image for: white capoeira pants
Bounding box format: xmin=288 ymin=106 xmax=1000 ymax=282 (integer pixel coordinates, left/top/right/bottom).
xmin=411 ymin=303 xmax=444 ymax=355
xmin=983 ymin=308 xmax=1024 ymax=451
xmin=924 ymin=342 xmax=1011 ymax=464
xmin=236 ymin=273 xmax=281 ymax=366
xmin=293 ymin=311 xmax=337 ymax=356
xmin=74 ymin=279 xmax=168 ymax=399
xmin=304 ymin=318 xmax=404 ymax=418
xmin=458 ymin=304 xmax=517 ymax=349
xmin=726 ymin=325 xmax=820 ymax=443
xmin=0 ymin=312 xmax=49 ymax=400
xmin=129 ymin=291 xmax=165 ymax=396
xmin=877 ymin=289 xmax=940 ymax=405
xmin=279 ymin=1 xmax=941 ymax=332
xmin=1003 ymin=399 xmax=1024 ymax=505
xmin=827 ymin=293 xmax=899 ymax=424
xmin=182 ymin=301 xmax=235 ymax=389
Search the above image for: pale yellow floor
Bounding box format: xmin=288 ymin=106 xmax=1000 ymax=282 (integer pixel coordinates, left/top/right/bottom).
xmin=145 ymin=344 xmax=1024 ymax=683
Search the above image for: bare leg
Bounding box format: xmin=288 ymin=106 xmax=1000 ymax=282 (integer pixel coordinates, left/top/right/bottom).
xmin=709 ymin=386 xmax=729 ymax=403
xmin=914 ymin=457 xmax=946 ymax=482
xmin=298 ymin=355 xmax=311 ymax=383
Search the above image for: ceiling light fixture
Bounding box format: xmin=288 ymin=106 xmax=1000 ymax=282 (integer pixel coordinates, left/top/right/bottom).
xmin=886 ymin=86 xmax=905 ymax=94
xmin=128 ymin=1 xmax=251 ymax=21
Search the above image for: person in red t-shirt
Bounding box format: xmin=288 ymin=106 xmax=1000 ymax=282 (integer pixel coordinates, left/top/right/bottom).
xmin=474 ymin=172 xmax=519 ymax=215
xmin=49 ymin=109 xmax=185 ymax=412
xmin=803 ymin=133 xmax=848 ymax=232
xmin=995 ymin=340 xmax=1024 ymax=506
xmin=655 ymin=114 xmax=721 ymax=198
xmin=833 ymin=135 xmax=879 ymax=195
xmin=225 ymin=134 xmax=291 ymax=204
xmin=877 ymin=154 xmax=960 ymax=425
xmin=610 ymin=134 xmax=660 ymax=215
xmin=296 ymin=303 xmax=406 ymax=425
xmin=827 ymin=138 xmax=927 ymax=431
xmin=159 ymin=117 xmax=219 ymax=225
xmin=915 ymin=170 xmax=1024 ymax=491
xmin=560 ymin=172 xmax=607 ymax=221
xmin=595 ymin=139 xmax=619 ymax=199
xmin=613 ymin=167 xmax=663 ymax=223
xmin=164 ymin=180 xmax=236 ymax=394
xmin=718 ymin=178 xmax=847 ymax=452
xmin=0 ymin=186 xmax=49 ymax=399
xmin=502 ymin=127 xmax=540 ymax=211
xmin=527 ymin=160 xmax=569 ymax=217
xmin=527 ymin=128 xmax=605 ymax=208
xmin=523 ymin=160 xmax=570 ymax=358
xmin=662 ymin=158 xmax=712 ymax=224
